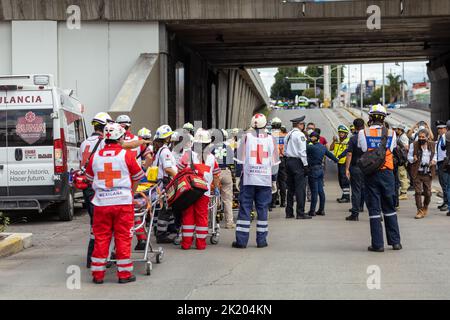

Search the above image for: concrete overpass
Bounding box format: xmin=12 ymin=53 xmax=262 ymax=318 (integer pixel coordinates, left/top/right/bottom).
xmin=1 ymin=0 xmax=450 ymax=128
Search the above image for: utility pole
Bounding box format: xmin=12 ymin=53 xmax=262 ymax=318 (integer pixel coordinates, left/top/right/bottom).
xmin=337 ymin=65 xmax=341 ymax=108
xmin=402 ymin=62 xmax=405 ymax=104
xmin=348 ymin=64 xmax=351 ymax=107
xmin=382 ymin=63 xmax=386 ymax=105
xmin=324 ymin=65 xmax=331 ymax=108
xmin=360 ymin=64 xmax=363 ymax=117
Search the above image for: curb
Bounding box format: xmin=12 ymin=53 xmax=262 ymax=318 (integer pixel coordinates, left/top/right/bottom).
xmin=0 ymin=233 xmax=33 ymax=258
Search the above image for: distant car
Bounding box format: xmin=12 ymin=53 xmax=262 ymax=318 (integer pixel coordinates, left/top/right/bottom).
xmin=297 ymin=96 xmax=318 ymax=108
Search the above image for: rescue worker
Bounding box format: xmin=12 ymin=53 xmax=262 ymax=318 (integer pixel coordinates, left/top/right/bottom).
xmin=85 ymin=122 xmax=145 ymax=284
xmin=306 ymin=130 xmax=338 ymax=216
xmin=182 ymin=122 xmax=195 ymax=149
xmin=345 ymin=118 xmax=366 ymax=221
xmin=330 ymin=125 xmax=351 ymax=203
xmin=79 ymin=113 xmax=150 ymax=266
xmin=152 ymin=125 xmax=178 ymax=243
xmin=213 ymin=129 xmax=236 ymax=229
xmin=116 ymin=115 xmax=152 ymax=164
xmin=394 ymin=124 xmax=410 ymax=201
xmin=408 ymin=129 xmax=436 ymax=219
xmin=178 ymin=129 xmax=221 ymax=249
xmin=116 ymin=116 xmax=152 ymax=250
xmin=358 ymin=104 xmax=402 ymax=252
xmin=270 ymin=117 xmax=287 ymax=208
xmin=435 ymin=120 xmax=448 ymax=211
xmin=233 ymin=114 xmax=280 ymax=248
xmin=444 ymin=120 xmax=450 ymax=217
xmin=284 ymin=116 xmax=311 ymax=219
xmin=137 ymin=127 xmax=153 ymax=169
xmin=79 ymin=112 xmax=112 ymax=268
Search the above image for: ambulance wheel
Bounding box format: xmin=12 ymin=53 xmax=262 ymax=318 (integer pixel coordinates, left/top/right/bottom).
xmin=210 ymin=235 xmax=219 ymax=245
xmin=146 ymin=262 xmax=152 ymax=276
xmin=58 ymin=191 xmax=74 ymax=222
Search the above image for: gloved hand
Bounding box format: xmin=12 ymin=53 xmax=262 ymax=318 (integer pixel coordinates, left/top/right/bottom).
xmin=214 ymin=187 xmax=220 ymax=196
xmin=303 ymin=165 xmax=310 ymax=176
xmin=271 ymin=181 xmax=278 ymax=194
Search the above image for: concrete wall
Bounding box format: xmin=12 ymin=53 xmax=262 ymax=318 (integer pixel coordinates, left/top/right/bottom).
xmin=0 ymin=20 xmax=160 ymax=133
xmin=429 ymin=58 xmax=450 ymax=129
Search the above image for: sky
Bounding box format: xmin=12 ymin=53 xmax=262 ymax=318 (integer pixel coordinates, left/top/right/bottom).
xmin=258 ymin=61 xmax=429 ymax=97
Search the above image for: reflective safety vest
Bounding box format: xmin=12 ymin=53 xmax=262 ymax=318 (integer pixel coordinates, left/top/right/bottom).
xmin=365 ymin=127 xmax=394 ymax=170
xmin=243 ymin=132 xmax=276 ymax=187
xmin=333 ymin=137 xmax=350 ymax=165
xmin=90 ymin=149 xmax=134 ymax=206
xmin=271 ymin=129 xmax=287 ymax=157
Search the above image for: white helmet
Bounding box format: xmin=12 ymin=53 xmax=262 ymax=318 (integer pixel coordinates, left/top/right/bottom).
xmin=251 ymin=113 xmax=267 ymax=129
xmin=92 ymin=112 xmax=113 ymax=126
xmin=271 ymin=117 xmax=282 ymax=125
xmin=368 ymin=104 xmax=387 ymax=116
xmin=183 ymin=122 xmax=194 ymax=131
xmin=155 ymin=125 xmax=174 ymax=140
xmin=116 ymin=114 xmax=132 ymax=125
xmin=103 ymin=123 xmax=126 ymax=141
xmin=170 ymin=131 xmax=180 ymax=142
xmin=193 ymin=128 xmax=212 ymax=144
xmin=137 ymin=127 xmax=152 ymax=139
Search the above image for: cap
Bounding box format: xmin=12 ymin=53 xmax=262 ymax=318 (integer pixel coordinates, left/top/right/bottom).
xmin=436 ymin=120 xmax=446 ymax=129
xmin=290 ymin=116 xmax=306 ymax=124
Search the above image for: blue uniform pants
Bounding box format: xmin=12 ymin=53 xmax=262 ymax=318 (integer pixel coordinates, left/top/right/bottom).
xmin=308 ymin=165 xmax=325 ymax=213
xmin=438 ymin=162 xmax=448 ymax=205
xmin=350 ymin=165 xmax=365 ymax=216
xmin=235 ymin=185 xmax=272 ymax=246
xmin=365 ymin=170 xmax=401 ymax=249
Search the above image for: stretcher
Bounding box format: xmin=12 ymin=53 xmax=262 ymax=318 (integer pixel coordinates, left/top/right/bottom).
xmin=107 ymin=183 xmax=165 ymax=276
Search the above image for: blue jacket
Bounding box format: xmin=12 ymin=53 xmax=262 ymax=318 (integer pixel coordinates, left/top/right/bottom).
xmin=307 ymin=142 xmax=339 ymax=167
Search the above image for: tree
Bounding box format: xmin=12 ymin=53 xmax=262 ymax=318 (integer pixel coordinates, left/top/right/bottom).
xmin=304 ymin=65 xmax=345 ymax=99
xmin=369 ymin=87 xmax=391 ymax=105
xmin=386 ymin=73 xmax=407 ymax=103
xmin=270 ymin=67 xmax=300 ymax=100
xmin=302 ymin=88 xmax=316 ymax=99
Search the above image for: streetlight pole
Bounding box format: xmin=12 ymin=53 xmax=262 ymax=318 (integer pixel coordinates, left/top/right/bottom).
xmin=360 ymin=64 xmax=363 ymax=117
xmin=382 ymin=63 xmax=385 ymax=105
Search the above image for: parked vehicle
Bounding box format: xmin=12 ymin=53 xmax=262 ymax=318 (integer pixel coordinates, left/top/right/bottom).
xmin=0 ymin=75 xmax=87 ymax=221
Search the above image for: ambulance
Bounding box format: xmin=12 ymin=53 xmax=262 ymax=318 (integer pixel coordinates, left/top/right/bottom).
xmin=0 ymin=75 xmax=87 ymax=221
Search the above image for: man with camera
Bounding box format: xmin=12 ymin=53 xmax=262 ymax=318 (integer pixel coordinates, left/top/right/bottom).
xmin=408 ymin=129 xmax=437 ymax=219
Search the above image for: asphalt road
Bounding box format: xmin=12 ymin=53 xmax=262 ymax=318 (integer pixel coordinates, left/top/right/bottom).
xmin=1 ymin=108 xmax=449 ymax=300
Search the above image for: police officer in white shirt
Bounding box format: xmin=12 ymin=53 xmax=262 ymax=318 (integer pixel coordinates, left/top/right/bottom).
xmin=284 ymin=116 xmax=311 ymax=220
xmin=435 ymin=120 xmax=448 ymax=211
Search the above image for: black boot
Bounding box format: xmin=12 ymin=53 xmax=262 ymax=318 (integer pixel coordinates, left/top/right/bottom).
xmin=296 ymin=214 xmax=312 ymax=220
xmin=308 ymin=211 xmax=316 ymax=217
xmin=232 ymin=241 xmax=246 ymax=249
xmin=86 ymin=239 xmax=95 ymax=268
xmin=368 ymin=246 xmax=384 ymax=252
xmin=315 ymin=211 xmax=325 ymax=216
xmin=134 ymin=240 xmax=146 ymax=251
xmin=118 ymin=275 xmax=136 ymax=284
xmin=157 ymin=232 xmax=174 ymax=244
xmin=345 ymin=215 xmax=359 ymax=221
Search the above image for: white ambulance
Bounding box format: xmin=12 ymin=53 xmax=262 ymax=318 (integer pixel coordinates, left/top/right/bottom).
xmin=0 ymin=75 xmax=87 ymax=221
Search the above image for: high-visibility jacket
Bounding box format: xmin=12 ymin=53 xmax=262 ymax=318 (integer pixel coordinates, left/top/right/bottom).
xmin=333 ymin=137 xmax=350 ymax=165
xmin=365 ymin=127 xmax=395 ymax=170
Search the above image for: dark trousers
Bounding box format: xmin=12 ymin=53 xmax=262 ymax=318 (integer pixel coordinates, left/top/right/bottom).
xmin=83 ymin=187 xmax=96 ymax=267
xmin=337 ymin=164 xmax=350 ymax=199
xmin=286 ymin=158 xmax=306 ymax=217
xmin=236 ymin=185 xmax=272 ymax=246
xmin=272 ymin=158 xmax=287 ymax=206
xmin=349 ymin=165 xmax=365 ymax=216
xmin=365 ymin=170 xmax=401 ymax=249
xmin=308 ymin=166 xmax=325 ymax=213
xmin=394 ymin=165 xmax=400 ymax=208
xmin=413 ymin=173 xmax=432 ymax=209
xmin=438 ymin=162 xmax=448 ymax=204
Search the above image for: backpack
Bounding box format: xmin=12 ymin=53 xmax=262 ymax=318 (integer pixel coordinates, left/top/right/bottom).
xmin=357 ymin=127 xmax=388 ymax=176
xmin=393 ymin=140 xmax=408 ymax=167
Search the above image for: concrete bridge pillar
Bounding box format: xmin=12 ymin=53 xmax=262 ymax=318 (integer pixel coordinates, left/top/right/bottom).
xmin=429 ymin=57 xmax=450 ymax=129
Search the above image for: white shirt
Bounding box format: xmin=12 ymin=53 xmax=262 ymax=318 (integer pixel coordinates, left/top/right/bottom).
xmin=152 ymin=145 xmax=178 ymax=180
xmin=408 ymin=142 xmax=437 ymax=166
xmin=398 ymin=133 xmax=410 ymax=150
xmin=436 ymin=134 xmax=446 ymax=162
xmin=284 ymin=128 xmax=308 ymax=166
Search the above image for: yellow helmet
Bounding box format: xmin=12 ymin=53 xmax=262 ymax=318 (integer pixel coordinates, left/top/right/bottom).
xmin=137 ymin=127 xmax=152 ymax=139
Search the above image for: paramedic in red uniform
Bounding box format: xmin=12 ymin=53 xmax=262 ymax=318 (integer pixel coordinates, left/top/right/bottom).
xmin=177 ymin=129 xmax=221 ymax=250
xmin=116 ymin=115 xmax=152 ymax=250
xmin=85 ymin=122 xmax=145 ymax=284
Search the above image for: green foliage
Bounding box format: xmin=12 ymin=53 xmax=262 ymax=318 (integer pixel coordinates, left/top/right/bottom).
xmin=0 ymin=212 xmax=9 ymax=233
xmin=302 ymin=88 xmax=316 ymax=99
xmin=369 ymin=87 xmax=391 ymax=105
xmin=386 ymin=73 xmax=407 ymax=103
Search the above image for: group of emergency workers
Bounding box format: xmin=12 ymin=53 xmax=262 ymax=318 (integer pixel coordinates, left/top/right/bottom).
xmin=78 ymin=103 xmax=449 ymax=284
